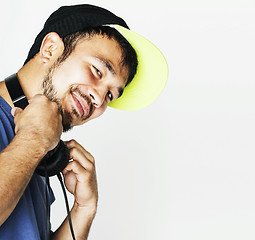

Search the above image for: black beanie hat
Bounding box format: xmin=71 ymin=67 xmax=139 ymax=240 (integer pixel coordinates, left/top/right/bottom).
xmin=23 ymin=4 xmax=168 ymax=111
xmin=24 ymin=4 xmax=129 ymax=64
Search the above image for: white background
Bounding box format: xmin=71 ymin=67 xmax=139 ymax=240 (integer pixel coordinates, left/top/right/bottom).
xmin=1 ymin=0 xmax=255 ymax=239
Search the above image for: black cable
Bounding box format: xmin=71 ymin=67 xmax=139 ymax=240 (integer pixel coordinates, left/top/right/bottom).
xmin=44 ymin=171 xmax=76 ymax=240
xmin=57 ymin=173 xmax=76 ymax=240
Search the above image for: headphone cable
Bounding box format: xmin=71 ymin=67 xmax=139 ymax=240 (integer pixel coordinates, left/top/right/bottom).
xmin=57 ymin=173 xmax=76 ymax=240
xmin=44 ymin=167 xmax=76 ymax=240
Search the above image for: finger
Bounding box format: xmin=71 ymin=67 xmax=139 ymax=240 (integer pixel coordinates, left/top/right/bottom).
xmin=11 ymin=107 xmax=23 ymax=117
xmin=62 ymin=160 xmax=87 ymax=180
xmin=68 ymin=147 xmax=95 ymax=171
xmin=66 ymin=139 xmax=95 ymax=164
xmin=30 ymin=93 xmax=47 ymax=101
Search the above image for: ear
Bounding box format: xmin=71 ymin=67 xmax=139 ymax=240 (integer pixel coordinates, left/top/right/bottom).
xmin=39 ymin=32 xmax=63 ymax=63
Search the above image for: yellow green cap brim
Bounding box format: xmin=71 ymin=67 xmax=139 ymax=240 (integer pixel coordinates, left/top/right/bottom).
xmin=108 ymin=25 xmax=168 ymax=111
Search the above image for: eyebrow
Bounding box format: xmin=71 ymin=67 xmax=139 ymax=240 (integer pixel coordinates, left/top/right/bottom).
xmin=96 ymin=57 xmax=116 ymax=75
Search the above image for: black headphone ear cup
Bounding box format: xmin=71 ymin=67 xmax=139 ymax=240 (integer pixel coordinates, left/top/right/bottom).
xmin=36 ymin=140 xmax=70 ymax=177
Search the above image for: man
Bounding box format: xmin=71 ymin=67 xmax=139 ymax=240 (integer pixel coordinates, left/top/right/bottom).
xmin=0 ymin=4 xmax=168 ymax=240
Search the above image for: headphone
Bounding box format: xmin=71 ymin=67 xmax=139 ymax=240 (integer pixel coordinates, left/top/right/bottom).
xmin=5 ymin=73 xmax=76 ymax=239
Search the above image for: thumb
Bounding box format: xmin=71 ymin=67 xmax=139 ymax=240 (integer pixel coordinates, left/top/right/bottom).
xmin=11 ymin=107 xmax=23 ymax=117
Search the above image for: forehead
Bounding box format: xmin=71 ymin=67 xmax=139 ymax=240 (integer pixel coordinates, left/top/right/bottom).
xmin=73 ymin=35 xmax=127 ymax=73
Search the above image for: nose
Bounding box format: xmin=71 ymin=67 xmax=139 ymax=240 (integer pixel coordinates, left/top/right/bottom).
xmin=88 ymin=87 xmax=107 ymax=108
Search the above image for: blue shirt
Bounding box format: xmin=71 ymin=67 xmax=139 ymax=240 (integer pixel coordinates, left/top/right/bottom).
xmin=0 ymin=96 xmax=55 ymax=239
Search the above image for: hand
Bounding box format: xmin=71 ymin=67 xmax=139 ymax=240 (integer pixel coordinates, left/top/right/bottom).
xmin=11 ymin=94 xmax=62 ymax=151
xmin=63 ymin=140 xmax=98 ymax=211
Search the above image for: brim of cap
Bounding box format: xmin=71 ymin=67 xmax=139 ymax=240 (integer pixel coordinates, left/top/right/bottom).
xmin=108 ymin=25 xmax=168 ymax=111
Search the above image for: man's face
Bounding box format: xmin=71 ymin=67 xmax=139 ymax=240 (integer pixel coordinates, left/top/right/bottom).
xmin=42 ymin=35 xmax=129 ymax=131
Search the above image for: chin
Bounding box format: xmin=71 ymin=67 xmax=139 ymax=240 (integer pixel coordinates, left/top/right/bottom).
xmin=62 ymin=106 xmax=107 ymax=131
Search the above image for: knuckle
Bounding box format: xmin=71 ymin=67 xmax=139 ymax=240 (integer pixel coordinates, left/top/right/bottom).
xmin=69 ymin=160 xmax=78 ymax=170
xmin=72 ymin=161 xmax=79 ymax=168
xmin=90 ymin=156 xmax=95 ymax=164
xmin=87 ymin=161 xmax=95 ymax=170
xmin=70 ymin=147 xmax=78 ymax=156
xmin=86 ymin=151 xmax=95 ymax=163
xmin=39 ymin=94 xmax=49 ymax=102
xmin=50 ymin=101 xmax=58 ymax=110
xmin=69 ymin=139 xmax=77 ymax=145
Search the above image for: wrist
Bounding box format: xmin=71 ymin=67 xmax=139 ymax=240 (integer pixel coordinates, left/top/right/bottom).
xmin=15 ymin=130 xmax=49 ymax=159
xmin=72 ymin=201 xmax=97 ymax=218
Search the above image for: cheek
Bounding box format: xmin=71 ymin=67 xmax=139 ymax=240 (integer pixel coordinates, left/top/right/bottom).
xmin=92 ymin=102 xmax=108 ymax=119
xmin=51 ymin=60 xmax=89 ymax=90
xmin=51 ymin=70 xmax=71 ymax=97
xmin=84 ymin=102 xmax=108 ymax=123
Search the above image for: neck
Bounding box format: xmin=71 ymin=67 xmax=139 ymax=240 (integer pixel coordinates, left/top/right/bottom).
xmin=17 ymin=61 xmax=45 ymax=101
xmin=0 ymin=59 xmax=46 ymax=107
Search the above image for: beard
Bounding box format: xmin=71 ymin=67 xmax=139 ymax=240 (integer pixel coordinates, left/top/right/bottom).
xmin=42 ymin=62 xmax=93 ymax=132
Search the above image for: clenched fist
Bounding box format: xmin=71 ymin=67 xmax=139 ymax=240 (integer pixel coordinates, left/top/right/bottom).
xmin=12 ymin=94 xmax=63 ymax=152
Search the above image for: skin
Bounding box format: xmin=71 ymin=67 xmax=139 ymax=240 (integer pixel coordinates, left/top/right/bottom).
xmin=0 ymin=32 xmax=129 ymax=239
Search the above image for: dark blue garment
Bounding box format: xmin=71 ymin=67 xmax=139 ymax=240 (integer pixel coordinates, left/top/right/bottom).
xmin=0 ymin=96 xmax=55 ymax=239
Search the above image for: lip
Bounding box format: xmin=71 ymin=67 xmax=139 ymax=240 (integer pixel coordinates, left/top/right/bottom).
xmin=71 ymin=92 xmax=89 ymax=118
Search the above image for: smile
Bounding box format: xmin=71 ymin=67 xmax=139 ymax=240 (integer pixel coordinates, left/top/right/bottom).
xmin=71 ymin=92 xmax=90 ymax=118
